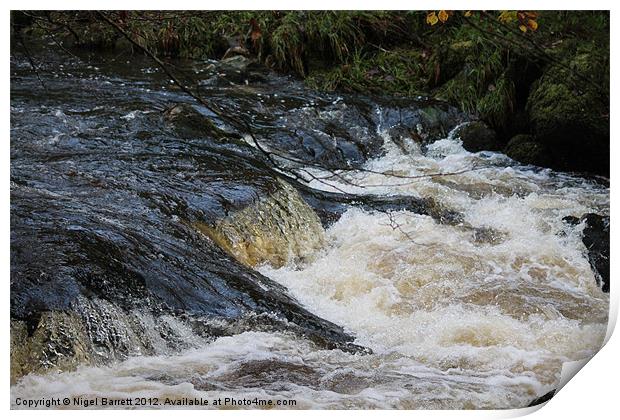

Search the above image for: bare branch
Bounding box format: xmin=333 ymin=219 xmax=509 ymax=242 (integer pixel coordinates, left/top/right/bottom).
xmin=15 ymin=33 xmax=46 ymax=90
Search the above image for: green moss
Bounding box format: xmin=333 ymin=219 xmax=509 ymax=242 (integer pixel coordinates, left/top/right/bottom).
xmin=504 ymin=134 xmax=550 ymax=167
xmin=527 ymin=52 xmax=608 ymax=140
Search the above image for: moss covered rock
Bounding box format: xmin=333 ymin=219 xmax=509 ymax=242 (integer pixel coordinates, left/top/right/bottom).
xmin=527 ymin=52 xmax=609 ymax=175
xmin=453 ymin=121 xmax=500 ymax=152
xmin=504 ymin=134 xmax=551 ymax=167
xmin=195 ymin=178 xmax=326 ymax=268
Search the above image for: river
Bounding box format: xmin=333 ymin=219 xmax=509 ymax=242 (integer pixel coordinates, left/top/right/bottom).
xmin=10 ymin=42 xmax=609 ymax=409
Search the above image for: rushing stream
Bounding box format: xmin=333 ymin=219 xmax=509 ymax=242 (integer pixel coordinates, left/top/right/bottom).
xmin=10 ymin=43 xmax=609 ymax=409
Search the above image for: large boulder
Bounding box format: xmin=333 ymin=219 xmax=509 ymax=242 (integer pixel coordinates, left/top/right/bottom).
xmin=374 ymin=98 xmax=468 ymax=144
xmin=504 ymin=134 xmax=551 ymax=167
xmin=453 ymin=121 xmax=501 ymax=152
xmin=581 ymin=214 xmax=610 ymax=293
xmin=563 ymin=213 xmax=609 ymax=292
xmin=10 ymin=130 xmax=363 ymax=381
xmin=527 ymin=52 xmax=609 ymax=175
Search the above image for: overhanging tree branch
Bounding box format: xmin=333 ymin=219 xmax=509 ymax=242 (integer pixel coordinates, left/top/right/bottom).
xmin=95 ymin=9 xmax=486 ymax=202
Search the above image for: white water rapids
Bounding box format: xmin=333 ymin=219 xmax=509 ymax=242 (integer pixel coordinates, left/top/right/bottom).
xmin=11 ymin=128 xmax=609 ymax=409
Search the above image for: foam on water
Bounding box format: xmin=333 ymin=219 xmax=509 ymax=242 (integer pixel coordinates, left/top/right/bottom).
xmin=11 ymin=128 xmax=609 ymax=409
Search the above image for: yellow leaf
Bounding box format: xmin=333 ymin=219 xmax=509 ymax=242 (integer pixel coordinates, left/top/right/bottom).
xmin=426 ymin=12 xmax=439 ymax=26
xmin=438 ymin=10 xmax=449 ymax=23
xmin=527 ymin=19 xmax=538 ymax=31
xmin=519 ymin=24 xmax=528 ymax=33
xmin=499 ymin=10 xmax=518 ymax=23
xmin=464 ymin=11 xmax=472 ymax=17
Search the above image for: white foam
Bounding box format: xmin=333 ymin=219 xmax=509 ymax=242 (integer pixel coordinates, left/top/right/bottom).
xmin=11 ymin=127 xmax=609 ymax=409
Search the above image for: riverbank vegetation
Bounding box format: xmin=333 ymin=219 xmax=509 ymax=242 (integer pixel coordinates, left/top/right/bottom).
xmin=12 ymin=10 xmax=609 ymax=175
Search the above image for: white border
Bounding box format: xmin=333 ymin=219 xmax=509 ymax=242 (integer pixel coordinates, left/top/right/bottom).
xmin=3 ymin=2 xmax=618 ymax=419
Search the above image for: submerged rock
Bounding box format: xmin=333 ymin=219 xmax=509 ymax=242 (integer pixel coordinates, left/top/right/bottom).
xmin=563 ymin=213 xmax=610 ymax=292
xmin=10 ymin=314 xmax=91 ymax=383
xmin=12 ymin=308 xmax=146 ymax=381
xmin=222 ymin=46 xmax=251 ymax=60
xmin=296 ymin=180 xmax=464 ymax=227
xmin=203 ymin=55 xmax=266 ymax=86
xmin=220 ymin=54 xmax=254 ymax=70
xmin=163 ymin=103 xmax=227 ymax=139
xmin=387 ymin=124 xmax=424 ymax=154
xmin=472 ymin=226 xmax=507 ymax=245
xmin=195 ymin=178 xmax=326 ymax=268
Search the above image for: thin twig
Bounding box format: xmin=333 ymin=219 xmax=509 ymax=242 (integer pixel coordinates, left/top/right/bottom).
xmin=385 ymin=211 xmax=429 ymax=246
xmin=97 ymin=11 xmax=241 ymax=131
xmin=16 ymin=33 xmax=46 ymax=90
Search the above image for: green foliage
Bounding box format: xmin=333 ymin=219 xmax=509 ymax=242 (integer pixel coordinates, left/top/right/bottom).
xmin=270 ymin=13 xmax=305 ymax=75
xmin=306 ymin=48 xmax=429 ymax=95
xmin=432 ymin=25 xmax=515 ymax=128
xmin=16 ymin=10 xmax=609 ymax=140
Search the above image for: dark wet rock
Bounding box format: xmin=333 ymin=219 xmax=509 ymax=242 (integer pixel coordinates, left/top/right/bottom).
xmin=373 ymin=97 xmax=467 ymax=143
xmin=527 ymin=53 xmax=609 ymax=176
xmin=563 ymin=213 xmax=609 ymax=292
xmin=388 ymin=124 xmax=425 ymax=154
xmin=222 ymin=46 xmax=251 ymax=60
xmin=295 ymin=180 xmax=464 ymax=227
xmin=254 ymin=96 xmax=467 ymax=174
xmin=453 ymin=121 xmax=500 ymax=152
xmin=10 ymin=120 xmax=364 ymax=380
xmin=581 ymin=214 xmax=610 ymax=293
xmin=504 ymin=134 xmax=551 ymax=167
xmin=163 ymin=103 xmax=229 ymax=139
xmin=528 ymin=389 xmax=555 ymax=407
xmin=261 ymin=97 xmax=384 ymax=170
